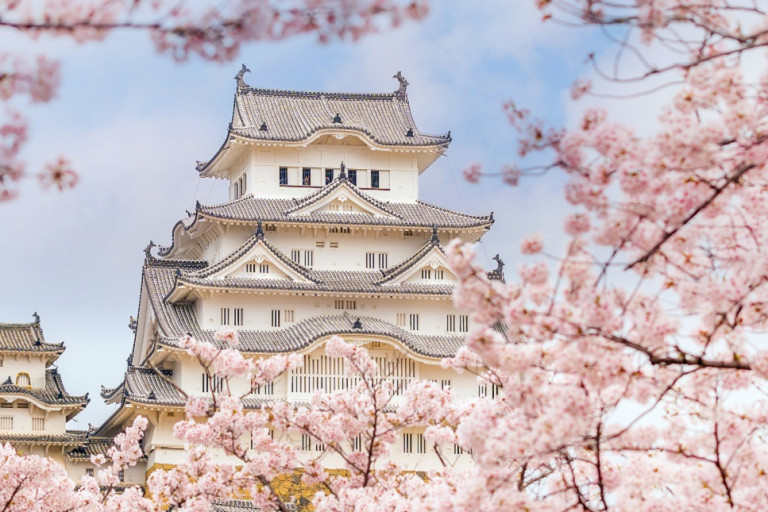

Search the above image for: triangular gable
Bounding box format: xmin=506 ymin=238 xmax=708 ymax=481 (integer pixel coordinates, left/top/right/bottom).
xmin=287 ymin=181 xmax=398 ymax=219
xmin=203 ymin=238 xmax=314 ymax=284
xmin=379 ymin=245 xmax=456 ymax=286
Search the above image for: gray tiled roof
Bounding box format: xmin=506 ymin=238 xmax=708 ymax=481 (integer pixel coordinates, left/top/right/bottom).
xmin=210 ymin=500 xmax=263 ymax=512
xmin=0 ymin=322 xmax=65 ymax=354
xmin=0 ymin=431 xmax=87 ymax=446
xmin=66 ymin=436 xmax=117 ymax=460
xmin=200 ymin=194 xmax=491 ymax=229
xmin=227 ymin=87 xmax=450 ymax=148
xmin=159 ymin=313 xmax=464 ymax=358
xmin=169 ymin=234 xmax=452 ymax=297
xmin=107 ymin=365 xmax=296 ymax=409
xmin=0 ymin=369 xmax=89 ymax=407
xmin=159 ymin=179 xmax=491 ymax=258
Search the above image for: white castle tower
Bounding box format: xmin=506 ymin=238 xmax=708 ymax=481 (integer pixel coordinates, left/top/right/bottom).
xmin=95 ymin=68 xmax=500 ymax=488
xmin=0 ymin=316 xmax=89 ymax=465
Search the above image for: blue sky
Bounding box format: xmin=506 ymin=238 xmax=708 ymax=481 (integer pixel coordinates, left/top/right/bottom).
xmin=0 ymin=1 xmax=599 ymax=426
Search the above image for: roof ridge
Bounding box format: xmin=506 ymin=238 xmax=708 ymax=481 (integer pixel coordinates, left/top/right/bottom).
xmin=238 ymin=87 xmax=403 ymax=101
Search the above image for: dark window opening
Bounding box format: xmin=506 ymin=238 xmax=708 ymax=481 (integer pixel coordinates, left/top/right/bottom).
xmin=325 ymin=168 xmax=334 ymax=184
xmin=348 ymin=170 xmax=357 ymax=185
xmin=279 ymin=167 xmax=288 ymax=185
xmin=302 ymin=168 xmax=312 ymax=186
xmin=370 ymin=170 xmax=380 ymax=189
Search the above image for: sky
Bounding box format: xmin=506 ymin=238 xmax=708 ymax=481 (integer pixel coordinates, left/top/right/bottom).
xmin=0 ymin=1 xmax=605 ymax=427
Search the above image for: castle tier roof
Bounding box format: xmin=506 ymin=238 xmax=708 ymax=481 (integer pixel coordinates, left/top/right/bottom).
xmin=66 ymin=436 xmax=124 ymax=460
xmin=159 ymin=178 xmax=492 ymax=259
xmin=0 ymin=431 xmax=87 ymax=446
xmin=198 ymin=74 xmax=451 ymax=177
xmin=0 ymin=369 xmax=89 ymax=409
xmin=140 ymin=256 xmax=463 ymax=359
xmin=0 ymin=321 xmax=65 ymax=356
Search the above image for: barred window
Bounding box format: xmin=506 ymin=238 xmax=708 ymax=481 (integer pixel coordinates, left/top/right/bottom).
xmin=291 ymin=250 xmax=301 ymax=264
xmin=32 ymin=418 xmax=44 ymax=431
xmin=416 ymin=433 xmax=426 ymax=454
xmin=245 ymin=263 xmax=257 ymax=273
xmin=233 ymin=308 xmax=244 ymax=326
xmin=325 ymin=168 xmax=334 ymax=184
xmin=220 ymin=308 xmax=230 ymax=325
xmin=253 ymin=381 xmax=274 ymax=395
xmin=202 ymin=373 xmax=224 ymax=393
xmin=302 ymin=167 xmax=312 ymax=186
xmin=301 ymin=434 xmax=311 ymax=451
xmin=259 ymin=264 xmax=269 ymax=274
xmin=348 ymin=169 xmax=357 ymax=185
xmin=403 ymin=433 xmax=413 ymax=454
xmin=284 ymin=310 xmax=295 ymax=323
xmin=351 ymin=435 xmax=363 ymax=452
xmin=446 ymin=315 xmax=456 ymax=332
xmin=396 ymin=313 xmax=407 ymax=327
xmin=370 ymin=170 xmax=380 ymax=189
xmin=0 ymin=417 xmax=11 ymax=430
xmin=421 ymin=269 xmax=431 ymax=279
xmin=271 ymin=310 xmax=281 ymax=328
xmin=335 ymin=300 xmax=356 ymax=310
xmin=279 ymin=167 xmax=288 ymax=185
xmin=409 ymin=314 xmax=419 ymax=331
xmin=441 ymin=379 xmax=451 ymax=390
xmin=304 ymin=250 xmax=313 ymax=267
xmin=459 ymin=315 xmax=469 ymax=332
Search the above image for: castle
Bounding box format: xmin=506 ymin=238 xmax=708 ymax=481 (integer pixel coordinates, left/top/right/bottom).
xmin=0 ymin=68 xmax=499 ymax=493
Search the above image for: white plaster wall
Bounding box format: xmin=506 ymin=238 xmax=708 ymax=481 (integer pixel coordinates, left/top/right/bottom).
xmin=0 ymin=354 xmax=47 ymax=388
xmin=227 ymin=145 xmax=420 ymax=202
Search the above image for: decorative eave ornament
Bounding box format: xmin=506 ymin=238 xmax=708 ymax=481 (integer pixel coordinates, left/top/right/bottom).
xmin=393 ymin=71 xmax=409 ymax=99
xmin=235 ymin=64 xmax=251 ymax=92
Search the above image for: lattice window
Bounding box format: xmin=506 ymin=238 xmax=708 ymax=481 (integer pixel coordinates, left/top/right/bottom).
xmin=279 ymin=167 xmax=288 ymax=185
xmin=351 ymin=435 xmax=363 ymax=452
xmin=396 ymin=313 xmax=407 ymax=327
xmin=421 ymin=269 xmax=431 ymax=279
xmin=220 ymin=308 xmax=230 ymax=325
xmin=245 ymin=263 xmax=257 ymax=273
xmin=0 ymin=357 xmax=4 ymax=367
xmin=366 ymin=252 xmax=387 ymax=269
xmin=291 ymin=250 xmax=301 ymax=264
xmin=233 ymin=308 xmax=244 ymax=326
xmin=259 ymin=264 xmax=269 ymax=274
xmin=0 ymin=417 xmax=12 ymax=430
xmin=290 ymin=354 xmax=416 ymax=396
xmin=435 ymin=270 xmax=445 ymax=279
xmin=302 ymin=167 xmax=312 ymax=186
xmin=301 ymin=434 xmax=311 ymax=451
xmin=454 ymin=444 xmax=464 ymax=455
xmin=284 ymin=310 xmax=295 ymax=323
xmin=32 ymin=418 xmax=44 ymax=431
xmin=271 ymin=310 xmax=281 ymax=327
xmin=303 ymin=250 xmax=313 ymax=267
xmin=446 ymin=315 xmax=456 ymax=332
xmin=441 ymin=379 xmax=451 ymax=390
xmin=334 ymin=300 xmax=356 ymax=310
xmin=265 ymin=224 xmax=277 ymax=232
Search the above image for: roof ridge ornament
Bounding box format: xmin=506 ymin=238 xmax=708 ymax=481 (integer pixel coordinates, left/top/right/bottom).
xmin=255 ymin=219 xmax=264 ymax=239
xmin=393 ymin=71 xmax=409 ymax=98
xmin=430 ymin=225 xmax=439 ymax=244
xmin=339 ymin=162 xmax=347 ymax=180
xmin=332 ymin=113 xmax=342 ymax=124
xmin=144 ymin=241 xmax=156 ymax=260
xmin=32 ymin=312 xmax=40 ymax=325
xmin=235 ymin=64 xmax=251 ymax=92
